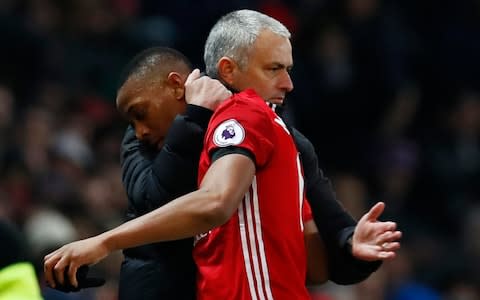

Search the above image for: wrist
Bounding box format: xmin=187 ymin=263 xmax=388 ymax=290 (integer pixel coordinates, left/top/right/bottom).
xmin=98 ymin=232 xmax=116 ymax=254
xmin=338 ymin=226 xmax=356 ymax=255
xmin=346 ymin=235 xmax=353 ymax=255
xmin=185 ymin=104 xmax=213 ymax=128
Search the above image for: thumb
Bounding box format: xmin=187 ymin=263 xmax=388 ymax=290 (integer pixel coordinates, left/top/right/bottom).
xmin=185 ymin=69 xmax=201 ymax=86
xmin=366 ymin=202 xmax=385 ymax=221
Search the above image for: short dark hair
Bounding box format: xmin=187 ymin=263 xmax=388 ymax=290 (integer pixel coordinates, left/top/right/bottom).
xmin=117 ymin=47 xmax=192 ymax=91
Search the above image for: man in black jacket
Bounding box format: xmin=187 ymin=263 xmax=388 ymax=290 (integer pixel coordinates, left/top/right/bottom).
xmin=116 ymin=47 xmax=232 ymax=299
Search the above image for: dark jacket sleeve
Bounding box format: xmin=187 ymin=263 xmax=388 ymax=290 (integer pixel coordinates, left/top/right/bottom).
xmin=120 ymin=104 xmax=212 ymax=216
xmin=291 ymin=127 xmax=381 ymax=284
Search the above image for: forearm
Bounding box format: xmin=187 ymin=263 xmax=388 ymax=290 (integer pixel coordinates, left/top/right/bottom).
xmin=100 ymin=189 xmax=225 ymax=252
xmin=44 ymin=154 xmax=253 ymax=290
xmin=104 ymin=153 xmax=255 ymax=253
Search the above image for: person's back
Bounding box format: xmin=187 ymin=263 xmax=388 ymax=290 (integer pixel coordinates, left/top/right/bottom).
xmin=194 ymin=89 xmax=311 ymax=300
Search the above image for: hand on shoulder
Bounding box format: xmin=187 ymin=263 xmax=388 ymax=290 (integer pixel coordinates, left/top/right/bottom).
xmin=185 ymin=69 xmax=232 ymax=110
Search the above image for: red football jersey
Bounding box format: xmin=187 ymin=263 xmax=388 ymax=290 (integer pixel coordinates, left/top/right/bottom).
xmin=194 ymin=89 xmax=312 ymax=300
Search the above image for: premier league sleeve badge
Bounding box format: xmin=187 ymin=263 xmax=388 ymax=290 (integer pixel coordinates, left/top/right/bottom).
xmin=213 ymin=119 xmax=245 ymax=147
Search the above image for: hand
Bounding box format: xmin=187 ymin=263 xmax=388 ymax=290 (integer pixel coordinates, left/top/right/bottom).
xmin=44 ymin=236 xmax=110 ymax=289
xmin=184 ymin=69 xmax=232 ymax=110
xmin=351 ymin=202 xmax=402 ymax=261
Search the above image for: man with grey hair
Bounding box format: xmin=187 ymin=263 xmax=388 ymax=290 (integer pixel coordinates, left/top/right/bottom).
xmin=203 ymin=9 xmax=402 ymax=284
xmin=204 ymin=9 xmax=291 ymax=81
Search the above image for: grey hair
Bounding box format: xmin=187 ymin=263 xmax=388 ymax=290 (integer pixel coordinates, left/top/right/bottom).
xmin=204 ymin=9 xmax=291 ymax=79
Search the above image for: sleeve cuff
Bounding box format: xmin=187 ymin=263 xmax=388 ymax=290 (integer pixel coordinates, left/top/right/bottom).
xmin=338 ymin=226 xmax=356 ymax=250
xmin=339 ymin=226 xmax=382 ymax=273
xmin=211 ymin=146 xmax=255 ymax=164
xmin=185 ymin=104 xmax=213 ymax=129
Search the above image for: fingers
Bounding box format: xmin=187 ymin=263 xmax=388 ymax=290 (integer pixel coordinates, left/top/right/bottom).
xmin=184 ymin=75 xmax=231 ymax=109
xmin=68 ymin=263 xmax=79 ymax=288
xmin=374 ymin=221 xmax=398 ymax=235
xmin=44 ymin=254 xmax=58 ymax=288
xmin=55 ymin=253 xmax=80 ymax=287
xmin=377 ymin=230 xmax=401 ymax=260
xmin=44 ymin=248 xmax=80 ymax=288
xmin=376 ymin=229 xmax=402 ymax=245
xmin=185 ymin=68 xmax=201 ymax=86
xmin=389 ymin=230 xmax=402 ymax=241
xmin=366 ymin=202 xmax=385 ymax=221
xmin=381 ymin=241 xmax=401 ymax=252
xmin=53 ymin=258 xmax=66 ymax=286
xmin=366 ymin=242 xmax=400 ymax=260
xmin=378 ymin=250 xmax=397 ymax=260
xmin=378 ymin=240 xmax=401 ymax=259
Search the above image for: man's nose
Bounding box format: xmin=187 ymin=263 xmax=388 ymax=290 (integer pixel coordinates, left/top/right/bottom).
xmin=279 ymin=71 xmax=294 ymax=92
xmin=135 ymin=124 xmax=150 ymax=141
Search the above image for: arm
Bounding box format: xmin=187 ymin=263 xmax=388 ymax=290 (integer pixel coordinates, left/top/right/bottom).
xmin=292 ymin=128 xmax=383 ymax=284
xmin=44 ymin=154 xmax=255 ymax=288
xmin=304 ymin=219 xmax=328 ymax=285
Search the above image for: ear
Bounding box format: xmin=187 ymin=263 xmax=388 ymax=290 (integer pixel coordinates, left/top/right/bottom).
xmin=166 ymin=72 xmax=185 ymax=101
xmin=217 ymin=57 xmax=237 ymax=86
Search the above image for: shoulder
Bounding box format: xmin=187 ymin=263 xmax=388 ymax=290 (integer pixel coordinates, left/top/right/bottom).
xmin=211 ymin=90 xmax=271 ymax=130
xmin=210 ymin=90 xmax=272 ymax=131
xmin=120 ymin=125 xmax=157 ymax=161
xmin=120 ymin=126 xmax=139 ymax=157
xmin=204 ymin=90 xmax=276 ymax=167
xmin=122 ymin=125 xmax=136 ymax=144
xmin=215 ymin=89 xmax=269 ymax=116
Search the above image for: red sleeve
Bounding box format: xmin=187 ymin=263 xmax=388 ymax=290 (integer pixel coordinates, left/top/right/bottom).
xmin=204 ymin=90 xmax=274 ymax=168
xmin=303 ymin=197 xmax=313 ymax=223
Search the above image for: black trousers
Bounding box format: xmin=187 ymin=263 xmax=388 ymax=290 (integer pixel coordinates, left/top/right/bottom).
xmin=118 ymin=256 xmax=196 ymax=300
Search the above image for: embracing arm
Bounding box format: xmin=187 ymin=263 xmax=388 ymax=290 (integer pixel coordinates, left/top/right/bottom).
xmin=304 ymin=219 xmax=328 ymax=285
xmin=44 ymin=154 xmax=255 ymax=288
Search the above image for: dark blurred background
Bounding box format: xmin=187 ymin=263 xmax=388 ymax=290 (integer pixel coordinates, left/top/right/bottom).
xmin=0 ymin=0 xmax=479 ymax=299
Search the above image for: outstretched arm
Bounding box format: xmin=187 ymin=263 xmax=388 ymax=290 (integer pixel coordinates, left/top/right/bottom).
xmin=44 ymin=154 xmax=255 ymax=288
xmin=292 ymin=128 xmax=401 ymax=284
